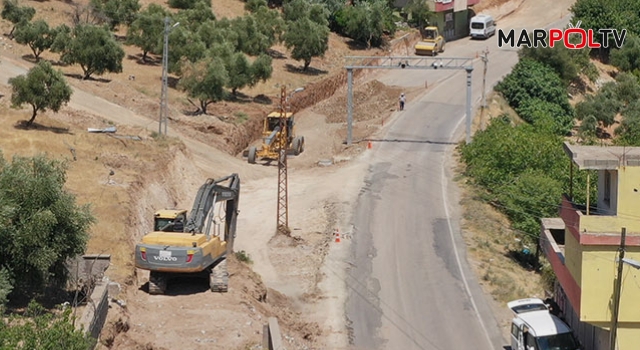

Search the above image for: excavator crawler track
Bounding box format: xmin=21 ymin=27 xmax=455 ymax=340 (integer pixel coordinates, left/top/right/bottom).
xmin=210 ymin=259 xmax=229 ymax=293
xmin=149 ymin=271 xmax=167 ymax=295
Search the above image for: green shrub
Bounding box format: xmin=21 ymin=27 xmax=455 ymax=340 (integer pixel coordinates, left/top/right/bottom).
xmin=235 ymin=250 xmax=252 ymax=264
xmin=460 ymin=118 xmax=596 ymax=240
xmin=496 ymin=169 xmax=563 ymax=240
xmin=0 ymin=300 xmax=95 ymax=349
xmin=517 ymin=98 xmax=574 ymax=135
xmin=460 ymin=118 xmax=565 ymax=190
xmin=519 ymin=38 xmax=597 ymax=85
xmin=495 ymin=58 xmax=574 ymax=134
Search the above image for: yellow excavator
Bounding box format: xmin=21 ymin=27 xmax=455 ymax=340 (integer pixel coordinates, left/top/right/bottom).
xmin=134 ymin=174 xmax=240 ymax=294
xmin=414 ymin=26 xmax=446 ymax=56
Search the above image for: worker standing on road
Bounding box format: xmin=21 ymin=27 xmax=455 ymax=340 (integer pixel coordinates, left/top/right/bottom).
xmin=399 ymin=93 xmax=406 ymax=111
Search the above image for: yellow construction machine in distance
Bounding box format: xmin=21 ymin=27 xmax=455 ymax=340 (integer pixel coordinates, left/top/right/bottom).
xmin=245 ymin=111 xmax=305 ymax=164
xmin=414 ymin=26 xmax=445 ymax=56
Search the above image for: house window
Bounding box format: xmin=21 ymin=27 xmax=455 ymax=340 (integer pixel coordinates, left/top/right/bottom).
xmin=604 ymin=170 xmax=611 ymax=206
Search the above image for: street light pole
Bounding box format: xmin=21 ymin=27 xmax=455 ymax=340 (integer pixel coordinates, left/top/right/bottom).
xmin=465 ymin=66 xmax=473 ymax=144
xmin=347 ymin=68 xmax=353 ymax=146
xmin=159 ymin=17 xmax=179 ymax=136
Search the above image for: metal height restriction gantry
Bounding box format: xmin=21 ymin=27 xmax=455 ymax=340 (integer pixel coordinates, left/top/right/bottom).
xmin=344 ymin=56 xmax=474 ymax=70
xmin=343 ymin=56 xmax=477 ymax=145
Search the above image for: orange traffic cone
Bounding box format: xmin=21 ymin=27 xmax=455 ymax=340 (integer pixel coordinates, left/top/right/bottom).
xmin=334 ymin=229 xmax=341 ymax=243
xmin=367 ymin=141 xmax=372 ymax=149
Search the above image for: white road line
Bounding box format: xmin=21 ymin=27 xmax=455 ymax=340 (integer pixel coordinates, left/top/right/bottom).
xmin=441 ymin=114 xmax=495 ymax=349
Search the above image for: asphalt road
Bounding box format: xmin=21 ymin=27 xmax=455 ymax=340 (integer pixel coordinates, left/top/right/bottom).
xmin=345 ymin=14 xmax=572 ymax=350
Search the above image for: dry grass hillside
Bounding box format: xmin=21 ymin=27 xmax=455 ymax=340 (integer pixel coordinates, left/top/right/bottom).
xmin=0 ymin=0 xmax=389 ymax=157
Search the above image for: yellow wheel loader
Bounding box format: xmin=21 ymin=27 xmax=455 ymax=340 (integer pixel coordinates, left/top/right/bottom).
xmin=244 ymin=111 xmax=305 ymax=164
xmin=414 ymin=26 xmax=446 ymax=56
xmin=134 ymin=174 xmax=240 ymax=294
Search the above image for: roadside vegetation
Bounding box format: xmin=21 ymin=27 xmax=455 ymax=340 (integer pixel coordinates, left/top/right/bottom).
xmin=0 ymin=152 xmax=96 ymax=348
xmin=458 ymin=0 xmax=640 ymax=303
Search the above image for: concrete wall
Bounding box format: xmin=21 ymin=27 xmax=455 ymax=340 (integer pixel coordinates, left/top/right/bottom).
xmin=580 ymin=247 xmax=640 ymax=323
xmin=559 ymin=236 xmax=640 ymax=350
xmin=556 ymin=283 xmax=610 ymax=350
xmin=564 ymin=228 xmax=583 ymax=293
xmin=453 ymin=0 xmax=467 ymax=12
xmin=429 ymin=9 xmax=472 ymax=41
xmin=616 ymin=325 xmax=640 ymax=350
xmin=593 ymin=167 xmax=640 ymax=231
xmin=579 ymin=214 xmax=640 ymax=235
xmin=616 ymin=167 xmax=640 ymax=226
xmin=77 ymin=280 xmax=110 ymax=344
xmin=453 ymin=10 xmax=470 ymax=39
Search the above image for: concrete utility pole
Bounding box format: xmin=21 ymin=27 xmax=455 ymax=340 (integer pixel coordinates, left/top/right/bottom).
xmin=481 ymin=48 xmax=489 ymax=109
xmin=159 ymin=17 xmax=179 ymax=136
xmin=480 ymin=48 xmax=489 ymax=131
xmin=610 ymin=227 xmax=627 ymax=350
xmin=465 ymin=66 xmax=473 ymax=145
xmin=347 ymin=68 xmax=353 ymax=146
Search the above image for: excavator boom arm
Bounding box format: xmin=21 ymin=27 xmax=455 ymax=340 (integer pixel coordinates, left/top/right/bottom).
xmin=184 ymin=174 xmax=240 ymax=247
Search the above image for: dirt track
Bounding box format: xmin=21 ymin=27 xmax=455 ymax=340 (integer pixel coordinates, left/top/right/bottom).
xmin=0 ymin=41 xmax=403 ymax=349
xmin=0 ymin=0 xmax=577 ymax=347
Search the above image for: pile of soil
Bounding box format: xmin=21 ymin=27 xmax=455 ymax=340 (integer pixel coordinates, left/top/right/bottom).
xmin=313 ymin=80 xmax=404 ymax=123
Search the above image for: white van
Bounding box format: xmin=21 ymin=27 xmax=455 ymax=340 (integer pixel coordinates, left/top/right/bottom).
xmin=470 ymin=14 xmax=496 ymax=39
xmin=508 ymin=298 xmax=581 ymax=350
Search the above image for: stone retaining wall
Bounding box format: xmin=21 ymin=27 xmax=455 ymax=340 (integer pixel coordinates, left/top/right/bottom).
xmin=77 ymin=280 xmax=110 ymax=342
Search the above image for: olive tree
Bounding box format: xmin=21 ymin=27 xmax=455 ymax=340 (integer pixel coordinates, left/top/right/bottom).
xmin=52 ymin=24 xmax=125 ymax=80
xmin=13 ymin=19 xmax=55 ymax=61
xmin=9 ymin=61 xmax=72 ymax=126
xmin=1 ymin=0 xmax=35 ymax=37
xmin=126 ymin=4 xmax=168 ymax=62
xmin=179 ymin=56 xmax=229 ymax=114
xmin=0 ymin=151 xmax=95 ymax=298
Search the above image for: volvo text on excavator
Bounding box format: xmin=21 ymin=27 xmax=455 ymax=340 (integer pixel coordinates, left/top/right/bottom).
xmin=134 ymin=174 xmax=240 ymax=294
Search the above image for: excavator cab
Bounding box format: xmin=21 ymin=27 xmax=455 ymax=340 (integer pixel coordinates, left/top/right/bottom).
xmin=153 ymin=209 xmax=188 ymax=232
